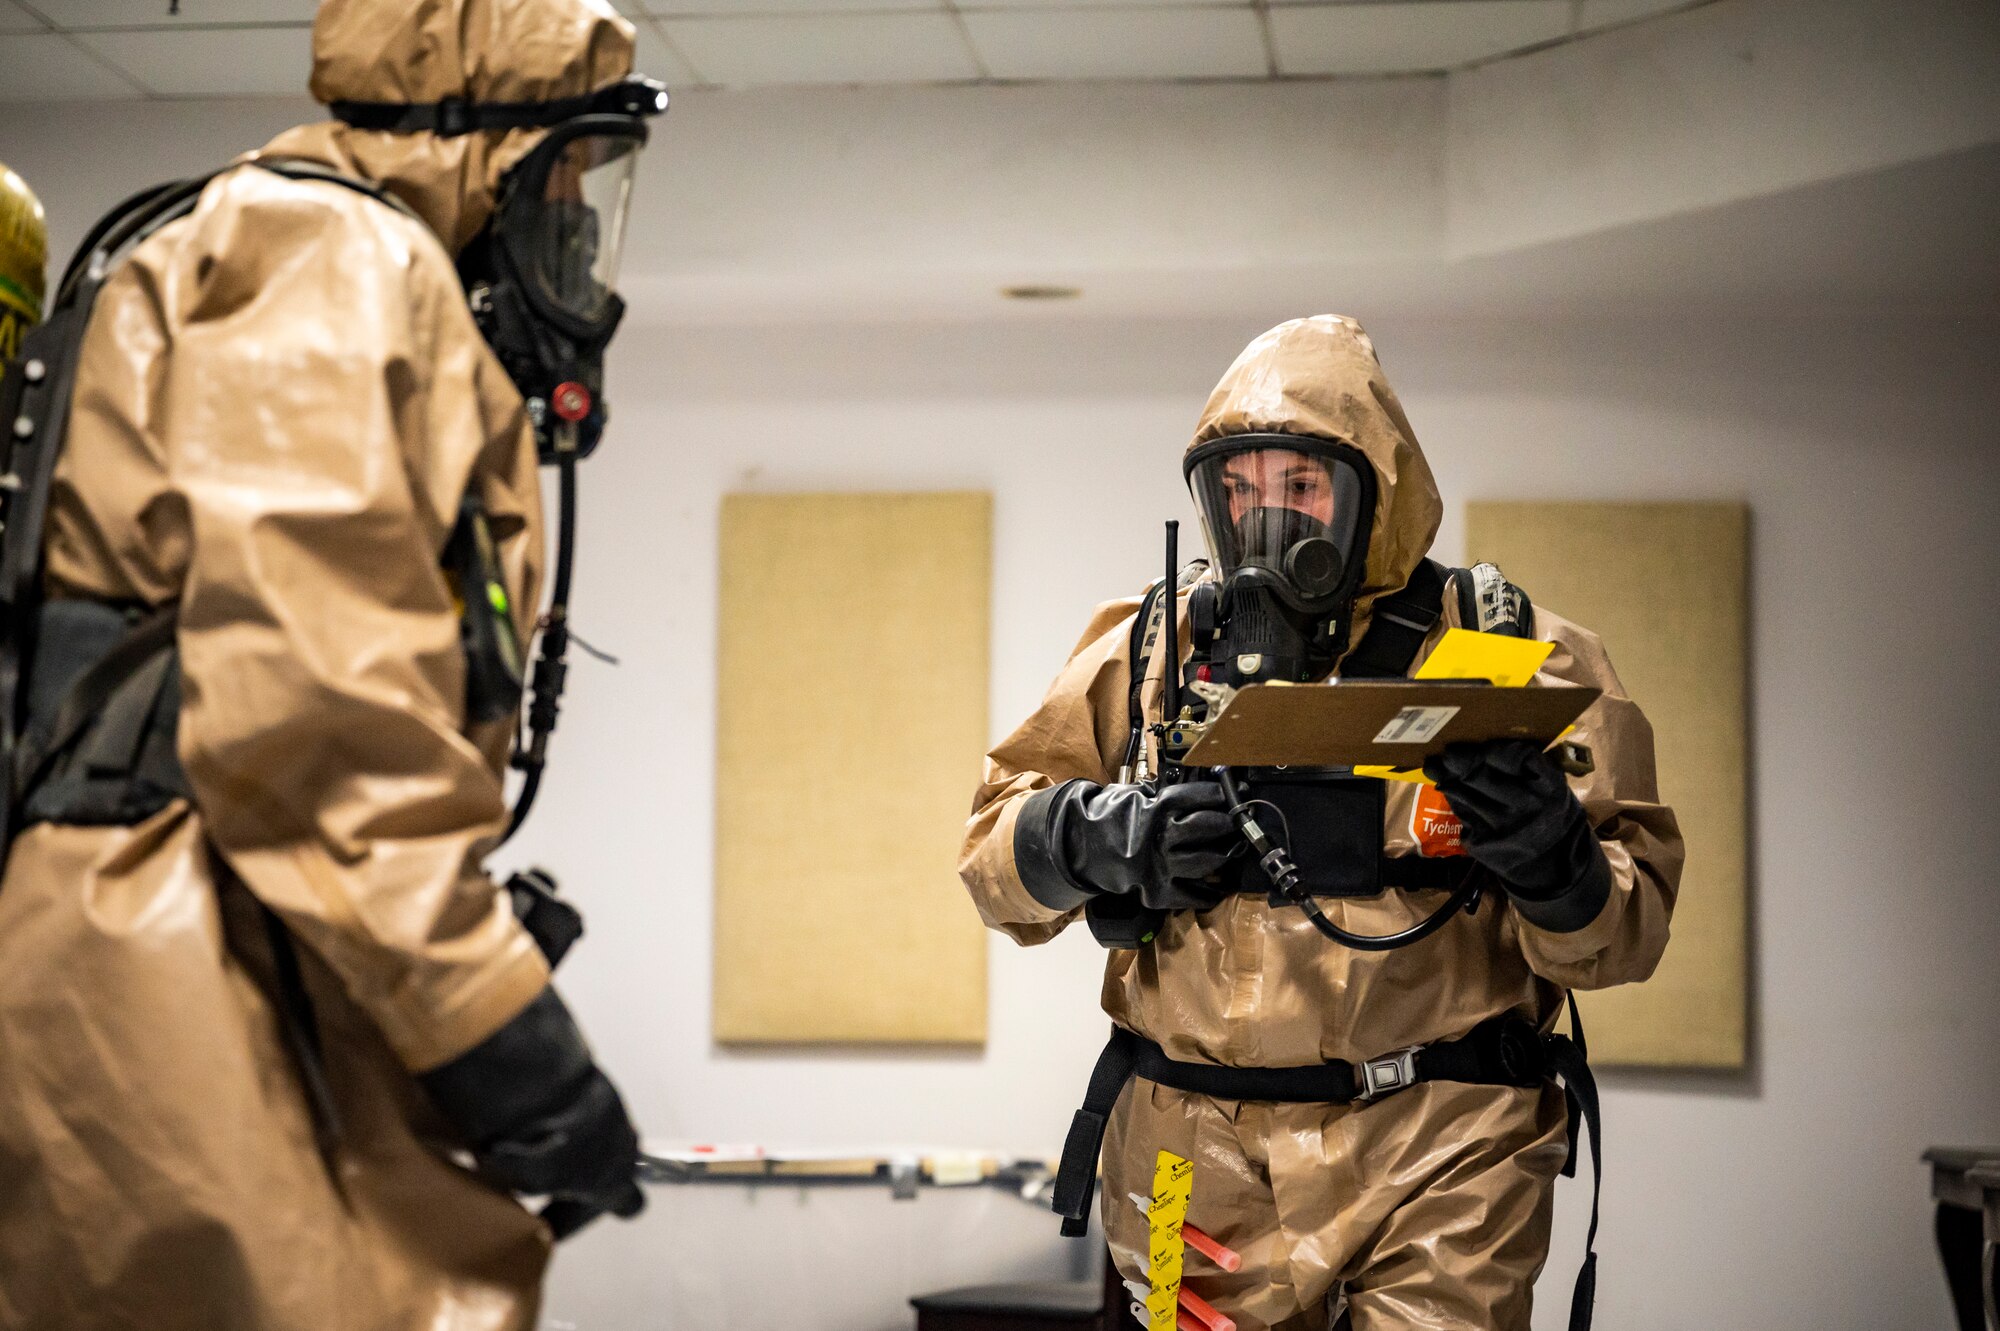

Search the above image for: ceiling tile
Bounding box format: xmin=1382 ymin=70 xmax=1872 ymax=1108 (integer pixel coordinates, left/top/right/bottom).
xmin=964 ymin=9 xmax=1267 ymax=81
xmin=2 ymin=1 xmax=49 ymax=33
xmin=75 ymin=24 xmax=312 ymax=96
xmin=661 ymin=14 xmax=976 ymax=86
xmin=1577 ymin=0 xmax=1696 ymax=32
xmin=0 ymin=32 xmax=139 ymax=97
xmin=629 ymin=15 xmax=704 ymax=88
xmin=1270 ymin=1 xmax=1570 ymax=76
xmin=648 ymin=0 xmax=941 ymax=15
xmin=27 ymin=0 xmax=319 ymax=27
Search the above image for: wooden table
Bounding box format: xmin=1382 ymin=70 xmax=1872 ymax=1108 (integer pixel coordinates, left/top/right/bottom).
xmin=1925 ymin=1147 xmax=2000 ymax=1330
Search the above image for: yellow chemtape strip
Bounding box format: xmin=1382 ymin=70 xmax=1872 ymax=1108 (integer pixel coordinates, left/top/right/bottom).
xmin=1145 ymin=1150 xmax=1194 ymax=1330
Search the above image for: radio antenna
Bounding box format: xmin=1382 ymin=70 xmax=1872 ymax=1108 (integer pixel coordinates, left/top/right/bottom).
xmin=1162 ymin=521 xmax=1181 ymax=728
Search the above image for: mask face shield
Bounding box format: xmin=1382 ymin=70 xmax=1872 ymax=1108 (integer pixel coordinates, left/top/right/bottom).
xmin=463 ymin=94 xmax=662 ymax=464
xmin=1184 ymin=434 xmax=1375 ymax=615
xmin=501 ymin=117 xmax=647 ymax=337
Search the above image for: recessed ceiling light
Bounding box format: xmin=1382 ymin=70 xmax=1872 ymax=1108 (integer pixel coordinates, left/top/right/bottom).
xmin=1001 ymin=284 xmax=1082 ymax=301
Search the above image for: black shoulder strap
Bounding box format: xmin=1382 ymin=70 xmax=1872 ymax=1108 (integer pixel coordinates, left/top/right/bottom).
xmin=250 ymin=158 xmax=415 ymax=222
xmin=5 ymin=157 xmax=411 ymax=618
xmin=5 ymin=177 xmax=225 ymax=601
xmin=1341 ymin=558 xmax=1450 ymax=679
xmin=1455 ymin=568 xmax=1481 ymax=637
xmin=1548 ymin=991 xmax=1602 ymax=1331
xmin=1119 ymin=560 xmax=1208 ymax=780
xmin=1119 ymin=578 xmax=1168 ymax=778
xmin=50 ymin=173 xmax=218 ymax=308
xmin=1342 ymin=558 xmax=1540 ymax=679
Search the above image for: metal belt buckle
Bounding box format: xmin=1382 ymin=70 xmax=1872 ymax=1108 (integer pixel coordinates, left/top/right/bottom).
xmin=1355 ymin=1046 xmax=1421 ymax=1102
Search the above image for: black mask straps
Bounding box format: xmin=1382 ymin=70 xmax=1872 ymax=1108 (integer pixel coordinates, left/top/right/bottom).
xmin=329 ymin=76 xmax=669 ymax=138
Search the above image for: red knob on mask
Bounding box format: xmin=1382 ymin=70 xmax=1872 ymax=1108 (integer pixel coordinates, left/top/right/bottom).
xmin=551 ymin=381 xmax=591 ymax=423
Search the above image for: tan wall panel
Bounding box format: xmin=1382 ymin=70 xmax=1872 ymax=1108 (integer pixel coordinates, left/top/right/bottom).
xmin=1466 ymin=502 xmax=1748 ymax=1068
xmin=713 ymin=492 xmax=991 ymax=1045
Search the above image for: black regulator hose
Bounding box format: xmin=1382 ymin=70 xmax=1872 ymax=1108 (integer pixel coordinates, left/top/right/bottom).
xmin=1215 ymin=766 xmax=1481 ymax=953
xmin=501 ymin=449 xmax=578 ymax=844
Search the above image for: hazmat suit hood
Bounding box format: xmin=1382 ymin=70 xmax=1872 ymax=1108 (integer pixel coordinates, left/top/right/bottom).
xmin=257 ymin=0 xmax=638 ymax=254
xmin=1187 ymin=315 xmax=1443 ymax=655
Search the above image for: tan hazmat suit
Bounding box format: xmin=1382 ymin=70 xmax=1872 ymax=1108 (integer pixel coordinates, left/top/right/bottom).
xmin=961 ymin=317 xmax=1684 ymax=1331
xmin=0 ymin=3 xmax=637 ymax=1329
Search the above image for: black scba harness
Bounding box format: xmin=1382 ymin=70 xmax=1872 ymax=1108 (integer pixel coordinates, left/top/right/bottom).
xmin=0 ymin=164 xmax=378 ymax=857
xmin=1091 ymin=558 xmax=1513 ymax=952
xmin=0 ymin=160 xmax=560 ymax=864
xmin=0 ymin=162 xmax=583 ymax=1163
xmin=1062 ymin=559 xmax=1604 ymax=1331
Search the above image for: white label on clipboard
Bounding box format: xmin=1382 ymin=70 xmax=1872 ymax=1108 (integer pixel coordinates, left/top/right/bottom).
xmin=1374 ymin=705 xmax=1459 ymax=744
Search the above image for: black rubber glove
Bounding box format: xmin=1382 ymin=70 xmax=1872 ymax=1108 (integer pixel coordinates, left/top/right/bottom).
xmin=507 ymin=868 xmax=584 ymax=970
xmin=1014 ymin=778 xmax=1240 ymax=912
xmin=420 ymin=986 xmax=645 ymax=1238
xmin=1423 ymin=739 xmax=1612 ymax=934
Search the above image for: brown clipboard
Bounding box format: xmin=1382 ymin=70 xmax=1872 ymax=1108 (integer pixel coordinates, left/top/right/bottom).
xmin=1179 ymin=680 xmax=1601 ymax=769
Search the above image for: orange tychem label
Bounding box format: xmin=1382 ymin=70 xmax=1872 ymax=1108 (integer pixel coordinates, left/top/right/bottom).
xmin=1412 ymin=785 xmax=1468 ymax=858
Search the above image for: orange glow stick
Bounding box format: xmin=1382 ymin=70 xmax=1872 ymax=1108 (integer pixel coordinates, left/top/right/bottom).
xmin=1180 ymin=1221 xmax=1242 ymax=1274
xmin=1178 ymin=1287 xmax=1234 ymax=1331
xmin=1128 ymin=1192 xmax=1242 ymax=1274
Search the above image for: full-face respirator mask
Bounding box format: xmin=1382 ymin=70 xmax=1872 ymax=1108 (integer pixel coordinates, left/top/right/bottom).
xmin=1182 ymin=433 xmax=1375 ymax=689
xmin=333 ymin=75 xmax=667 ymax=461
xmin=460 ymin=119 xmax=642 ymax=462
xmin=460 ymin=81 xmax=664 ymax=462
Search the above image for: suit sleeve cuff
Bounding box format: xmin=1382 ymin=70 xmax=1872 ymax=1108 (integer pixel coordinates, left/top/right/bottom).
xmin=1014 ymin=781 xmax=1096 ymax=912
xmin=1507 ymin=839 xmax=1612 ymax=934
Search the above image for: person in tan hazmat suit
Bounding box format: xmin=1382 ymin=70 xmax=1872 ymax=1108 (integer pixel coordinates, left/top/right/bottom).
xmin=961 ymin=316 xmax=1683 ymax=1331
xmin=0 ymin=3 xmax=669 ymax=1328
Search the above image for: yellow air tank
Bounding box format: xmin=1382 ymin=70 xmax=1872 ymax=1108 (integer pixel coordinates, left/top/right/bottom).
xmin=0 ymin=162 xmax=47 ymax=367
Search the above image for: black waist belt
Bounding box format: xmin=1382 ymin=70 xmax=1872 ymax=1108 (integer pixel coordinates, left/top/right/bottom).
xmin=7 ymin=600 xmax=189 ymax=846
xmin=1051 ymin=999 xmax=1603 ymax=1331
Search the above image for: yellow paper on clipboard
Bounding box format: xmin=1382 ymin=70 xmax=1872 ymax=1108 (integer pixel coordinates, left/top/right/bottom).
xmin=1354 ymin=628 xmax=1556 ymax=783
